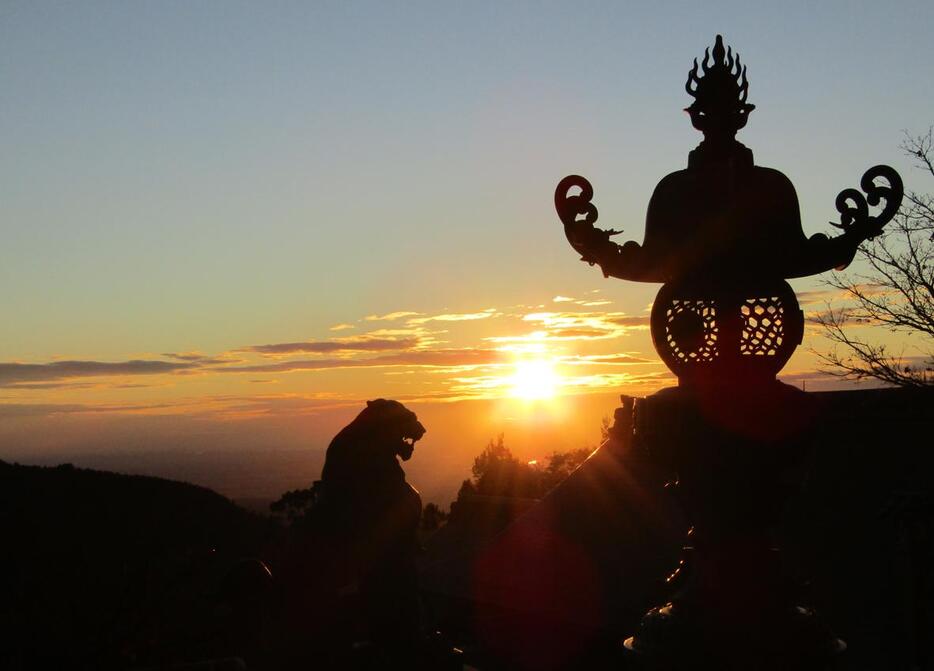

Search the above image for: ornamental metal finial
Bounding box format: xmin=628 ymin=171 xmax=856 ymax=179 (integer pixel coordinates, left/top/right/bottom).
xmin=685 ymin=34 xmax=755 ymax=135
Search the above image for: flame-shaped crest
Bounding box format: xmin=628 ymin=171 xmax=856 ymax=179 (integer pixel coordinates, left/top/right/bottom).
xmin=685 ymin=35 xmax=755 ymax=135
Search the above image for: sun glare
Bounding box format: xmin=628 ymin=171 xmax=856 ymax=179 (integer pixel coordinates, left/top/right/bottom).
xmin=509 ymin=359 xmax=559 ymax=400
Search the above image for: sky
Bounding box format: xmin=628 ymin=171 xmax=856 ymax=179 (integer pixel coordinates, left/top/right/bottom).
xmin=1 ymin=1 xmax=932 ymax=503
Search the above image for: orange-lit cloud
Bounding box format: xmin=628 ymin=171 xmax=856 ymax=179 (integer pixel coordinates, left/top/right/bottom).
xmin=577 ymin=299 xmax=613 ymax=306
xmin=0 ymin=297 xmax=676 ymax=404
xmin=407 ymin=310 xmax=499 ymax=325
xmin=162 ymin=352 xmax=241 ymax=365
xmin=365 ymin=311 xmax=422 ymax=321
xmin=4 ymin=380 xmax=163 ymax=391
xmin=219 ymin=348 xmax=507 ymax=375
xmin=566 ymin=353 xmax=654 ymax=365
xmin=485 ymin=310 xmax=649 ymax=344
xmin=603 ymin=315 xmax=651 ymax=327
xmin=244 ymin=336 xmax=423 ymax=355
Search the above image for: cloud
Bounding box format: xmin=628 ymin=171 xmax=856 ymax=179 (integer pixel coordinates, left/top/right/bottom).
xmin=163 ymin=351 xmax=212 ymax=362
xmin=486 ymin=311 xmax=649 ymax=342
xmin=778 ymin=370 xmax=842 ymax=382
xmin=577 ymin=300 xmax=612 ymax=307
xmin=329 ymin=323 xmax=355 ymax=331
xmin=244 ymin=336 xmax=422 ymax=355
xmin=162 ymin=352 xmax=240 ymax=365
xmin=547 ymin=327 xmax=617 ymax=339
xmin=568 ymin=353 xmax=655 ymax=365
xmin=603 ymin=315 xmax=651 ymax=327
xmin=0 ymin=360 xmax=197 ymax=387
xmin=362 ymin=327 xmax=433 ymax=337
xmin=3 ymin=381 xmax=102 ymax=390
xmin=804 ymin=306 xmax=880 ymax=330
xmin=0 ymin=403 xmax=94 ymax=417
xmin=3 ymin=380 xmax=162 ymax=391
xmin=218 ymin=348 xmax=507 ymax=375
xmin=365 ymin=311 xmax=421 ymax=321
xmin=186 ymin=393 xmax=361 ymax=419
xmin=557 ymin=370 xmax=672 ymax=389
xmin=0 ymin=400 xmax=187 ymax=417
xmin=796 ymin=284 xmax=890 ymax=306
xmin=407 ymin=310 xmax=499 ymax=325
xmin=795 ymin=289 xmax=844 ymax=306
xmin=553 ymin=296 xmax=575 ymax=303
xmin=447 ymin=366 xmax=673 ymax=398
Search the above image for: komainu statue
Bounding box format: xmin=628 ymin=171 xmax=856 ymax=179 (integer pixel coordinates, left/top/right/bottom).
xmin=319 ymin=399 xmax=427 ymax=652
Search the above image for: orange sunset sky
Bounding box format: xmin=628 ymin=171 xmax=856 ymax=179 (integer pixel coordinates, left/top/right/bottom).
xmin=2 ymin=3 xmax=932 ymax=504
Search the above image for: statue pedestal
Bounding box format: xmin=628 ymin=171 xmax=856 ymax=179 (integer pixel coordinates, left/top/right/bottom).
xmin=623 ymin=382 xmax=845 ymax=670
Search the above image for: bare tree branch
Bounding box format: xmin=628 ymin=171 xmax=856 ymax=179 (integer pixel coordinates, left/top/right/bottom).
xmin=812 ymin=128 xmax=934 ymax=387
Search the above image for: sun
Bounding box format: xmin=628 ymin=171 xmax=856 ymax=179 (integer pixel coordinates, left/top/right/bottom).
xmin=509 ymin=359 xmax=559 ymax=400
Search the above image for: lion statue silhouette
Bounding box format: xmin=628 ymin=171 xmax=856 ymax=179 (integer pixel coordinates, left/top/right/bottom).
xmin=319 ymin=399 xmax=427 ymax=650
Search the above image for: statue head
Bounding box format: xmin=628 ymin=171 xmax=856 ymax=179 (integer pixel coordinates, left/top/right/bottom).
xmin=685 ymin=35 xmax=755 ymax=141
xmin=358 ymin=398 xmax=426 ymax=461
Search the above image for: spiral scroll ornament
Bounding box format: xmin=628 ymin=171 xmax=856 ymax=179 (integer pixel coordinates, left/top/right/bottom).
xmin=554 ymin=175 xmax=622 ymax=267
xmin=832 ymin=165 xmax=903 ymax=240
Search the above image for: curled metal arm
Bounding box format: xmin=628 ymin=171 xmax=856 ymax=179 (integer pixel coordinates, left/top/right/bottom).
xmin=831 ymin=165 xmax=903 ymax=240
xmin=554 ymin=175 xmax=622 ymax=267
xmin=790 ymin=165 xmax=904 ymax=278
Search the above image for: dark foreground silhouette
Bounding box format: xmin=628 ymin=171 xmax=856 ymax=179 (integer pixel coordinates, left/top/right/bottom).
xmin=552 ymin=32 xmax=907 ymax=670
xmin=263 ymin=398 xmax=452 ymax=669
xmin=1 ymin=389 xmax=931 ymax=670
xmin=316 ymin=399 xmax=427 ymax=657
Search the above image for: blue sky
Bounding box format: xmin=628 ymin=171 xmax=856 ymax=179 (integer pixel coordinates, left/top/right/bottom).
xmin=0 ymin=2 xmax=932 ymax=498
xmin=3 ymin=2 xmax=932 ymax=359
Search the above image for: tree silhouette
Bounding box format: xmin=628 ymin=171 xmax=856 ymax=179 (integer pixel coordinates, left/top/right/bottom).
xmin=471 ymin=435 xmax=543 ymax=499
xmin=813 ymin=128 xmax=934 ymax=387
xmin=541 ymin=447 xmax=592 ymax=492
xmin=421 ymin=502 xmax=448 ymax=531
xmin=465 ymin=435 xmax=592 ymax=500
xmin=269 ymin=483 xmax=319 ymax=523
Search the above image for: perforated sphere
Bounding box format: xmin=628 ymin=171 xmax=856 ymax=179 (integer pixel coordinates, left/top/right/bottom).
xmin=650 ymin=279 xmax=803 ymax=384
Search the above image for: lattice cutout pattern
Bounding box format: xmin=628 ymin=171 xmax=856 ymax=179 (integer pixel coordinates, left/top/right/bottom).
xmin=740 ymin=297 xmax=785 ymax=356
xmin=665 ymin=300 xmax=718 ymax=363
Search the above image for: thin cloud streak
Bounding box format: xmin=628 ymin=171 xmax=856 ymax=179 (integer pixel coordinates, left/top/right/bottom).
xmin=218 ymin=348 xmax=508 ymax=375
xmin=162 ymin=352 xmax=241 ymax=365
xmin=0 ymin=360 xmax=197 ymax=387
xmin=485 ymin=310 xmax=649 ymax=343
xmin=568 ymin=353 xmax=656 ymax=365
xmin=407 ymin=310 xmax=499 ymax=325
xmin=365 ymin=311 xmax=422 ymax=322
xmin=0 ymin=298 xmax=698 ymax=403
xmin=796 ymin=284 xmax=890 ymax=306
xmin=244 ymin=336 xmax=422 ymax=355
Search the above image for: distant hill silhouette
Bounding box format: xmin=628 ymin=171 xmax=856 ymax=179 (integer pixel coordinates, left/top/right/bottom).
xmin=0 ymin=460 xmax=270 ymax=669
